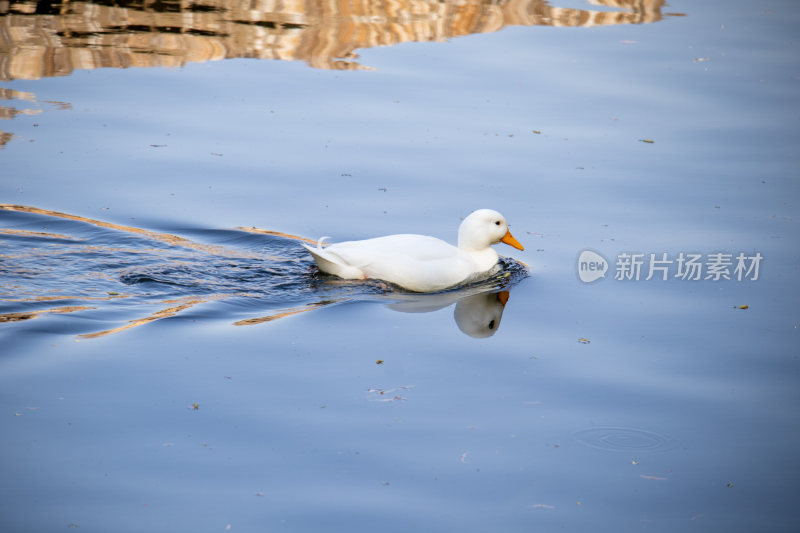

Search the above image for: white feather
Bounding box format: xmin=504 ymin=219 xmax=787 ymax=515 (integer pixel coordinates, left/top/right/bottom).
xmin=302 ymin=209 xmax=524 ymax=292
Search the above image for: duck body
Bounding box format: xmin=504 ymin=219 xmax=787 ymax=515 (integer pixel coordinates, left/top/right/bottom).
xmin=302 ymin=209 xmax=524 ymax=293
xmin=304 ymin=234 xmax=495 ymax=292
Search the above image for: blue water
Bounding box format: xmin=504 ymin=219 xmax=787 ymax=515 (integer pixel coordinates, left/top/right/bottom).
xmin=0 ymin=205 xmax=527 ymax=340
xmin=2 ymin=0 xmax=800 ymax=531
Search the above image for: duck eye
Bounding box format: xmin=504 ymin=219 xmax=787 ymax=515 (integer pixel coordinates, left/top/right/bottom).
xmin=495 ymin=221 xmax=501 ymax=226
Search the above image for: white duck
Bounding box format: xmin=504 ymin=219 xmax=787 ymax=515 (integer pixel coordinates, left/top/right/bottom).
xmin=302 ymin=209 xmax=524 ymax=292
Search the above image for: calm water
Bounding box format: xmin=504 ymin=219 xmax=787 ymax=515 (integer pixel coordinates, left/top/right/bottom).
xmin=2 ymin=0 xmax=799 ymax=531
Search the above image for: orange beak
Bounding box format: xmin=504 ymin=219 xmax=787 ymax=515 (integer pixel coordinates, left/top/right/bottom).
xmin=500 ymin=229 xmax=524 ymax=251
xmin=496 ymin=291 xmax=510 ymax=306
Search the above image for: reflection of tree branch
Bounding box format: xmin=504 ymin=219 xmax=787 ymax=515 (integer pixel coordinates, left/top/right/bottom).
xmin=237 ymin=226 xmax=317 ymax=245
xmin=0 ymin=305 xmax=95 ymax=323
xmin=77 ymin=296 xmax=211 ymax=339
xmin=233 ymin=302 xmax=331 ymax=326
xmin=0 ymin=204 xmax=267 ymax=259
xmin=2 ymin=294 xmax=130 ymax=303
xmin=0 ymin=204 xmax=331 ymax=338
xmin=0 ymin=0 xmax=679 ymax=80
xmin=78 ymin=298 xmax=332 ymax=338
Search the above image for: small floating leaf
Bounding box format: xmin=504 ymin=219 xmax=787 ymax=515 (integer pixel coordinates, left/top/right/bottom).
xmin=578 ymin=338 xmax=591 ymax=344
xmin=376 ymin=359 xmax=384 ymax=365
xmin=532 ymin=130 xmax=541 ymax=134
xmin=191 ymin=402 xmax=199 ymax=410
xmin=734 ymin=305 xmax=749 ymax=310
xmin=640 ymin=139 xmax=655 ymax=144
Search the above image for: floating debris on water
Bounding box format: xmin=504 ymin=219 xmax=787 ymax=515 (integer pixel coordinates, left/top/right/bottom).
xmin=367 ymin=386 xmax=412 ymax=402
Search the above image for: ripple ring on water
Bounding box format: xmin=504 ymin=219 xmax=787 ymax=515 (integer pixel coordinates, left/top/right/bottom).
xmin=571 ymin=426 xmax=676 ymax=453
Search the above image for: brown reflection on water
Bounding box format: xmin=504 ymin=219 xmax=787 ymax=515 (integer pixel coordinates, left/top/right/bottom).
xmin=0 ymin=227 xmax=75 ymax=240
xmin=0 ymin=203 xmax=277 ymax=260
xmin=77 ymin=295 xmax=222 ymax=338
xmin=0 ymin=87 xmax=38 ymax=147
xmin=0 ymin=305 xmax=95 ymax=322
xmin=1 ymin=203 xmax=329 ymax=338
xmin=238 ymin=226 xmax=317 ymax=246
xmin=0 ymin=0 xmax=678 ymax=80
xmin=0 ymin=88 xmax=73 ymax=149
xmin=233 ymin=301 xmax=332 ymax=326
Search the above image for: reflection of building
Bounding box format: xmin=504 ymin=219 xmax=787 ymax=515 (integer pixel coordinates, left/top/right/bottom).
xmin=0 ymin=0 xmax=677 ymax=80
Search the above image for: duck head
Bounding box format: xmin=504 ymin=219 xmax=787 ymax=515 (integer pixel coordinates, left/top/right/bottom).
xmin=457 ymin=209 xmax=524 ymax=252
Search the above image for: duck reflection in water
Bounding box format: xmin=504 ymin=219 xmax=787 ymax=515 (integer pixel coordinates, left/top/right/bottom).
xmin=384 ymin=287 xmax=513 ymax=338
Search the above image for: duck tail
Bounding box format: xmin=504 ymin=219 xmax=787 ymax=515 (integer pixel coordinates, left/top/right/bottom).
xmin=301 ymin=238 xmax=365 ymax=280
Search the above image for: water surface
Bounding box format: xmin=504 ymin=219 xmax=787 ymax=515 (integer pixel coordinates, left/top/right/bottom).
xmin=1 ymin=0 xmax=799 ymax=532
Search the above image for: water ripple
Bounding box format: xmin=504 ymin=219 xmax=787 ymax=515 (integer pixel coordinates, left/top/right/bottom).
xmin=1 ymin=205 xmax=528 ymax=338
xmin=572 ymin=426 xmax=677 ymax=453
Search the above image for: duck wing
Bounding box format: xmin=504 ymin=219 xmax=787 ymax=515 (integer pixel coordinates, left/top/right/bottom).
xmin=325 ymin=235 xmax=472 ymax=292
